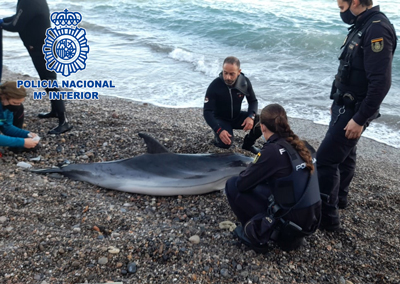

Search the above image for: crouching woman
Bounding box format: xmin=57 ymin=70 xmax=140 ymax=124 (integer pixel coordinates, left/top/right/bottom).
xmin=0 ymin=81 xmax=39 ymax=150
xmin=225 ymin=104 xmax=321 ymax=252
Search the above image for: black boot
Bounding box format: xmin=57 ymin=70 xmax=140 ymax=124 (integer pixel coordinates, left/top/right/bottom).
xmin=48 ymin=122 xmax=73 ymax=135
xmin=242 ymin=134 xmax=260 ymax=154
xmin=48 ymin=112 xmax=73 ymax=134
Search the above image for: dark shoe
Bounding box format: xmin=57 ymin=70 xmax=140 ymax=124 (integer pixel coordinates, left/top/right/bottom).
xmin=338 ymin=198 xmax=348 ymax=209
xmin=242 ymin=144 xmax=260 ymax=154
xmin=38 ymin=112 xmax=58 ymax=119
xmin=48 ymin=122 xmax=73 ymax=135
xmin=319 ymin=216 xmax=340 ymax=232
xmin=233 ymin=226 xmax=270 ymax=254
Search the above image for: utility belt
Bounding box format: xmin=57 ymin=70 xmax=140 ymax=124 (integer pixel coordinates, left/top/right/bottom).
xmin=331 ymin=90 xmax=361 ymax=111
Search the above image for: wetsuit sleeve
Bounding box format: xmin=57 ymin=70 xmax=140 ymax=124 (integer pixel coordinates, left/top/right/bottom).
xmin=236 ymin=147 xmax=278 ymax=192
xmin=203 ymin=84 xmax=223 ymax=134
xmin=1 ymin=1 xmax=31 ymax=33
xmin=352 ymin=21 xmax=396 ymax=126
xmin=245 ymin=78 xmax=258 ymax=118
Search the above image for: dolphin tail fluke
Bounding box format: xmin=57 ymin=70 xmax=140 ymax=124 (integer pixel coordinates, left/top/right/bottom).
xmin=139 ymin=133 xmax=171 ymax=154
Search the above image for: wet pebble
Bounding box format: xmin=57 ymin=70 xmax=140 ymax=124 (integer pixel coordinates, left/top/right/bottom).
xmin=127 ymin=262 xmax=137 ymax=274
xmin=189 ymin=235 xmax=200 ymax=244
xmin=98 ymin=257 xmax=108 ymax=265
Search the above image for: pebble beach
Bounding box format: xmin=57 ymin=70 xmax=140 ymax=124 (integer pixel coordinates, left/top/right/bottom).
xmin=1 ymin=67 xmax=400 ymax=284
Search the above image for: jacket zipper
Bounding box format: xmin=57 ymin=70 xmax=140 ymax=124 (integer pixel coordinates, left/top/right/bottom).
xmin=228 ymin=88 xmax=233 ymax=119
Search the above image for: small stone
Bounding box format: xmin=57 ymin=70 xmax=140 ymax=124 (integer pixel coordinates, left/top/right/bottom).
xmin=98 ymin=257 xmax=108 ymax=265
xmin=32 ymin=193 xmax=39 ymax=197
xmin=127 ymin=262 xmax=137 ymax=274
xmin=237 ymin=264 xmax=242 ymax=271
xmin=116 ymin=262 xmax=123 ymax=268
xmin=111 ymin=232 xmax=120 ymax=238
xmin=73 ymin=227 xmax=81 ymax=233
xmin=58 ymin=248 xmax=65 ymax=254
xmin=72 ymin=261 xmax=80 ymax=267
xmin=0 ymin=216 xmax=7 ymax=223
xmin=189 ymin=235 xmax=200 ymax=244
xmin=220 ymin=268 xmax=229 ymax=277
xmin=34 ymin=274 xmax=42 ymax=280
xmin=5 ymin=226 xmax=13 ymax=232
xmin=121 ymin=269 xmax=127 ymax=275
xmin=108 ymin=246 xmax=120 ymax=254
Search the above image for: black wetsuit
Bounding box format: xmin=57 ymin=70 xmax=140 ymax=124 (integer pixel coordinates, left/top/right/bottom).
xmin=203 ymin=72 xmax=262 ymax=148
xmin=317 ymin=6 xmax=397 ymax=228
xmin=226 ymin=134 xmax=321 ymax=249
xmin=2 ymin=0 xmax=66 ymax=118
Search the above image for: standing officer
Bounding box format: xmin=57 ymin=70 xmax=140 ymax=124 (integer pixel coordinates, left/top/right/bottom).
xmin=0 ymin=0 xmax=73 ymax=135
xmin=203 ymin=56 xmax=262 ymax=154
xmin=317 ymin=0 xmax=397 ymax=231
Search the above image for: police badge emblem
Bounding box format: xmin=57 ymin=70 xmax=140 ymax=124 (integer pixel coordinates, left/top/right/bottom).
xmin=42 ymin=9 xmax=90 ymax=77
xmin=371 ymin=38 xmax=384 ymax=53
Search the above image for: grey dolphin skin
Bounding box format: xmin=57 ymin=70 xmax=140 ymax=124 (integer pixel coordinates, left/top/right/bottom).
xmin=31 ymin=133 xmax=253 ymax=196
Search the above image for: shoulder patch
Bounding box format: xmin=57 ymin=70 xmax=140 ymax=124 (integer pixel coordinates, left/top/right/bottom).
xmin=371 ymin=38 xmax=384 ymax=52
xmin=204 ymin=97 xmax=209 ymax=103
xmin=252 ymin=152 xmax=261 ymax=163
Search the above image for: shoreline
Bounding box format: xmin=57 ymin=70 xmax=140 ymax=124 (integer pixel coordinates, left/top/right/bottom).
xmin=1 ymin=68 xmax=400 ymax=283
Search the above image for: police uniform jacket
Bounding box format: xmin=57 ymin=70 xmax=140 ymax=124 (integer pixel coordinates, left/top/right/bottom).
xmin=2 ymin=0 xmax=51 ymax=49
xmin=334 ymin=6 xmax=397 ymax=126
xmin=203 ymin=73 xmax=258 ymax=133
xmin=236 ymin=134 xmax=321 ymax=233
xmin=0 ymin=104 xmax=29 ymax=147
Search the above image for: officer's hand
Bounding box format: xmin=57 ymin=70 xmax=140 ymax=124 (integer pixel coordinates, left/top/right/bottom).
xmin=241 ymin=117 xmax=254 ymax=131
xmin=219 ymin=130 xmax=232 ymax=145
xmin=344 ymin=119 xmax=363 ymax=140
xmin=24 ymin=138 xmax=39 ymax=149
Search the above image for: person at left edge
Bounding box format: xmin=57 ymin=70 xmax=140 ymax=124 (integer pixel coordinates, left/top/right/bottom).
xmin=0 ymin=81 xmax=39 ymax=149
xmin=225 ymin=104 xmax=321 ymax=252
xmin=0 ymin=0 xmax=73 ymax=135
xmin=204 ymin=56 xmax=262 ymax=154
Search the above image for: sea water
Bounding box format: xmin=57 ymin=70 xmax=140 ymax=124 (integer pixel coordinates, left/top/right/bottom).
xmin=1 ymin=0 xmax=399 ymax=147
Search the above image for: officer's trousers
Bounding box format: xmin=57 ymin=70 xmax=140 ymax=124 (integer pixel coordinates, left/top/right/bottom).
xmin=214 ymin=112 xmax=262 ymax=149
xmin=316 ymin=103 xmax=359 ymax=223
xmin=225 ymin=176 xmax=272 ymax=225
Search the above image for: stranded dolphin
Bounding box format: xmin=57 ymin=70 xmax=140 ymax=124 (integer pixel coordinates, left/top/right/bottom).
xmin=30 ymin=133 xmax=253 ymax=196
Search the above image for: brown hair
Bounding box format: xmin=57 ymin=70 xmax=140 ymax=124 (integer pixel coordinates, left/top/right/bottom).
xmin=0 ymin=81 xmax=27 ymax=99
xmin=260 ymin=104 xmax=314 ymax=173
xmin=223 ymin=56 xmax=240 ymax=69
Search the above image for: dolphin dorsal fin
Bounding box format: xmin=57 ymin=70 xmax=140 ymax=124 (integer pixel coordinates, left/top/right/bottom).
xmin=139 ymin=133 xmax=171 ymax=154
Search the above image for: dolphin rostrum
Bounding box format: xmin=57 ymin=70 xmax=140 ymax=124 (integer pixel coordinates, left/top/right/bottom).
xmin=31 ymin=133 xmax=253 ymax=196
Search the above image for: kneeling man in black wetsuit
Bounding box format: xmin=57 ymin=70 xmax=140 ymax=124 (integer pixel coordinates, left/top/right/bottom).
xmin=203 ymin=56 xmax=262 ymax=154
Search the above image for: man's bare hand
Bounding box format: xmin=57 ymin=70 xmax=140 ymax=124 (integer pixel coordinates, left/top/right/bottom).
xmin=241 ymin=117 xmax=254 ymax=131
xmin=219 ymin=130 xmax=232 ymax=145
xmin=344 ymin=119 xmax=363 ymax=139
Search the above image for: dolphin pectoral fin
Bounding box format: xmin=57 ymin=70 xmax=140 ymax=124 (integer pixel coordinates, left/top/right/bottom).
xmin=138 ymin=133 xmax=171 ymax=154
